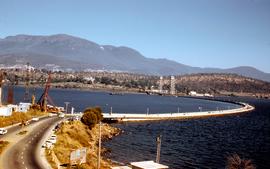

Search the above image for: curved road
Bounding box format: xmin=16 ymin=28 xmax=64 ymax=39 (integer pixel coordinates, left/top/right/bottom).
xmin=0 ymin=117 xmax=61 ymax=169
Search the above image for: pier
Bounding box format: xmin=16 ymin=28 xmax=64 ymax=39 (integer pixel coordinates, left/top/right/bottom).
xmin=102 ymin=102 xmax=254 ymax=122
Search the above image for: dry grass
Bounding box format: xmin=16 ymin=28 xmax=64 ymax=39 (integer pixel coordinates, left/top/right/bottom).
xmin=47 ymin=121 xmax=120 ymax=169
xmin=45 ymin=149 xmax=59 ymax=169
xmin=0 ymin=140 xmax=9 ymax=154
xmin=0 ymin=109 xmax=47 ymax=127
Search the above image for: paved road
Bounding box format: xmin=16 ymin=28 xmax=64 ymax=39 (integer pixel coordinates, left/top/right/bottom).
xmin=0 ymin=116 xmax=51 ymax=139
xmin=0 ymin=117 xmax=61 ymax=169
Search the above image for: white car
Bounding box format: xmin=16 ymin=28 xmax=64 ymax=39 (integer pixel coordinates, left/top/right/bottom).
xmin=32 ymin=117 xmax=39 ymax=121
xmin=50 ymin=134 xmax=57 ymax=138
xmin=49 ymin=113 xmax=54 ymax=117
xmin=48 ymin=137 xmax=57 ymax=144
xmin=0 ymin=128 xmax=8 ymax=135
xmin=58 ymin=113 xmax=65 ymax=118
xmin=43 ymin=141 xmax=53 ymax=148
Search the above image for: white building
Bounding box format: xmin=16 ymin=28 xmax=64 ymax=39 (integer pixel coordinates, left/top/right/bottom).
xmin=130 ymin=161 xmax=169 ymax=169
xmin=18 ymin=102 xmax=32 ymax=113
xmin=189 ymin=91 xmax=197 ymax=96
xmin=189 ymin=91 xmax=213 ymax=97
xmin=7 ymin=104 xmax=19 ymax=112
xmin=0 ymin=106 xmax=13 ymax=116
xmin=204 ymin=93 xmax=214 ymax=97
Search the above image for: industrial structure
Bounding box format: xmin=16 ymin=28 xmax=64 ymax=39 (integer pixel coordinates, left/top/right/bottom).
xmin=37 ymin=73 xmax=53 ymax=112
xmin=170 ymin=76 xmax=176 ymax=95
xmin=24 ymin=62 xmax=31 ymax=102
xmin=0 ymin=71 xmax=14 ymax=116
xmin=0 ymin=67 xmax=62 ymax=117
xmin=0 ymin=71 xmax=3 ymax=106
xmin=159 ymin=76 xmax=163 ymax=93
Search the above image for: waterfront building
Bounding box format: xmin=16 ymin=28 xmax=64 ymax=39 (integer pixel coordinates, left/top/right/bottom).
xmin=130 ymin=161 xmax=169 ymax=169
xmin=18 ymin=102 xmax=32 ymax=113
xmin=0 ymin=106 xmax=13 ymax=116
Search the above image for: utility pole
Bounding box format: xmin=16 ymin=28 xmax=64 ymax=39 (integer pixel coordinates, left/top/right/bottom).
xmin=156 ymin=135 xmax=162 ymax=163
xmin=97 ymin=122 xmax=101 ymax=169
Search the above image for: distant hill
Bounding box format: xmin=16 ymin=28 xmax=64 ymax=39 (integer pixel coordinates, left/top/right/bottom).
xmin=1 ymin=34 xmax=270 ymax=82
xmin=174 ymin=73 xmax=270 ymax=95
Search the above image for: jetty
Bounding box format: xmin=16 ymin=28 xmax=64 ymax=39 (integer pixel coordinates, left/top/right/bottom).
xmin=102 ymin=102 xmax=254 ymax=122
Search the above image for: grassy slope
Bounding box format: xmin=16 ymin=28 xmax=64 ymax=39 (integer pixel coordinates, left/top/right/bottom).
xmin=48 ymin=121 xmax=120 ymax=169
xmin=0 ymin=109 xmax=47 ymax=127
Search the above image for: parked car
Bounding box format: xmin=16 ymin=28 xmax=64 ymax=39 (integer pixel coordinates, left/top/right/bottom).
xmin=0 ymin=128 xmax=8 ymax=135
xmin=19 ymin=120 xmax=30 ymax=126
xmin=58 ymin=113 xmax=65 ymax=118
xmin=42 ymin=140 xmax=53 ymax=148
xmin=50 ymin=134 xmax=57 ymax=139
xmin=32 ymin=117 xmax=39 ymax=121
xmin=48 ymin=137 xmax=57 ymax=144
xmin=48 ymin=113 xmax=54 ymax=117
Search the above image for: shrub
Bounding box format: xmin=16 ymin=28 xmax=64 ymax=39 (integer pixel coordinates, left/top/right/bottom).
xmin=226 ymin=154 xmax=256 ymax=169
xmin=81 ymin=107 xmax=103 ymax=129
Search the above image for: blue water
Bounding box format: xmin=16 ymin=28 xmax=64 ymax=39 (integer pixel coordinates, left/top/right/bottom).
xmin=3 ymin=86 xmax=240 ymax=114
xmin=3 ymin=86 xmax=268 ymax=168
xmin=105 ymin=97 xmax=270 ymax=169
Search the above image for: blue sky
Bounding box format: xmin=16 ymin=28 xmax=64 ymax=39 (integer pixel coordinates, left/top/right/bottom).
xmin=0 ymin=0 xmax=270 ymax=72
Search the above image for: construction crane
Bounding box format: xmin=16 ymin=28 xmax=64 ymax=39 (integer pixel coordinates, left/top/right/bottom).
xmin=36 ymin=73 xmax=58 ymax=112
xmin=24 ymin=62 xmax=31 ymax=102
xmin=7 ymin=84 xmax=14 ymax=104
xmin=0 ymin=71 xmax=3 ymax=106
xmin=5 ymin=73 xmax=17 ymax=105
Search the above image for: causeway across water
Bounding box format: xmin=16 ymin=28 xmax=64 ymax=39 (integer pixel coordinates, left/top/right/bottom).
xmin=101 ymin=102 xmax=254 ymax=122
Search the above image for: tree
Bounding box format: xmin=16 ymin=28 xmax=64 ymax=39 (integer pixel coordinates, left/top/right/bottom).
xmin=81 ymin=107 xmax=103 ymax=129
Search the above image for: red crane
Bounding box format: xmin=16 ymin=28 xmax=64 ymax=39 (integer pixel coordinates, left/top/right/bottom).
xmin=37 ymin=73 xmax=55 ymax=112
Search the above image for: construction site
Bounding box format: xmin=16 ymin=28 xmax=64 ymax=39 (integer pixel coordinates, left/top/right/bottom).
xmin=0 ymin=63 xmax=63 ymax=120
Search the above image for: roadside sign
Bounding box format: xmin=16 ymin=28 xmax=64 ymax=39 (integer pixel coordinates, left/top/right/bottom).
xmin=70 ymin=147 xmax=87 ymax=165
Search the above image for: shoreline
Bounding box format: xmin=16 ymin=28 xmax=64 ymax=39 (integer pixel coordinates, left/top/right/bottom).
xmin=10 ymin=83 xmax=270 ymax=98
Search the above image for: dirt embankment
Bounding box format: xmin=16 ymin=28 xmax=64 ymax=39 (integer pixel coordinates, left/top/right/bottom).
xmin=46 ymin=121 xmax=121 ymax=169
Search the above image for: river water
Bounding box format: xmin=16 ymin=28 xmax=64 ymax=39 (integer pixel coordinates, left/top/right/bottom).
xmin=3 ymin=87 xmax=270 ymax=168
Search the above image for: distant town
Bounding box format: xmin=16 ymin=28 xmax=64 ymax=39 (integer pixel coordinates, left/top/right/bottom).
xmin=1 ymin=63 xmax=270 ymax=100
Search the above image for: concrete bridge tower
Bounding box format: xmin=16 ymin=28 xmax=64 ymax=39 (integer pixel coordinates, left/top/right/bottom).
xmin=159 ymin=76 xmax=163 ymax=93
xmin=170 ymin=76 xmax=176 ymax=95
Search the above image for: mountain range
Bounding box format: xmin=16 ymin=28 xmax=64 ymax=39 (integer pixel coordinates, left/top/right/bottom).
xmin=0 ymin=34 xmax=270 ymax=82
